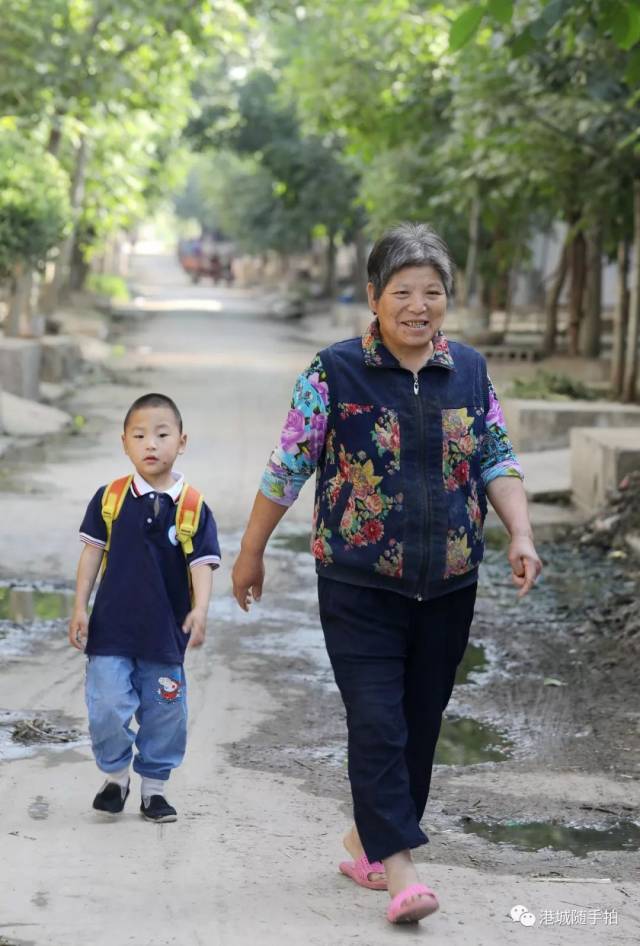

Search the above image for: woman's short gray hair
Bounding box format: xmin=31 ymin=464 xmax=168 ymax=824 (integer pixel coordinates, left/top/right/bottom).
xmin=367 ymin=223 xmax=454 ymax=299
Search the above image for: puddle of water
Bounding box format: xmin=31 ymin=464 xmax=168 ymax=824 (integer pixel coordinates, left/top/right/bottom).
xmin=0 ymin=709 xmax=87 ymax=762
xmin=461 ymin=817 xmax=640 ymax=857
xmin=455 ymin=643 xmax=487 ymax=685
xmin=435 ymin=716 xmax=511 ymax=765
xmin=0 ymin=586 xmax=74 ymax=622
xmin=272 ymin=530 xmax=312 ymax=555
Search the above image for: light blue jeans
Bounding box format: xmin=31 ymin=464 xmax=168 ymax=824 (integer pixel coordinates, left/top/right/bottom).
xmin=85 ymin=656 xmax=187 ymax=781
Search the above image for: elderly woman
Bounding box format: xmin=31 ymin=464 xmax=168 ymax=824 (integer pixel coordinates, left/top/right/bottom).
xmin=232 ymin=223 xmax=541 ymax=925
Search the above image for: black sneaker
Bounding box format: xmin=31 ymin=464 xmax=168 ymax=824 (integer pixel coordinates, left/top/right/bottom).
xmin=93 ymin=780 xmax=130 ymax=814
xmin=140 ymin=795 xmax=177 ymax=823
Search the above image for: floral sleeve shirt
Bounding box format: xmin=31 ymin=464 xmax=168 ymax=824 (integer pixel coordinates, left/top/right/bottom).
xmin=260 ymin=355 xmax=522 ymax=507
xmin=260 ymin=356 xmax=330 ymax=506
xmin=481 ymin=376 xmax=524 ymax=485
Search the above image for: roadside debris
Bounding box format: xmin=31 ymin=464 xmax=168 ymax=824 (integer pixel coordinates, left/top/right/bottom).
xmin=578 ymin=471 xmax=640 ymax=554
xmin=11 ymin=717 xmax=82 ymax=745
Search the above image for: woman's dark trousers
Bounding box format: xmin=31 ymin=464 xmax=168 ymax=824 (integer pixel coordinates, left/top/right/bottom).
xmin=318 ymin=576 xmax=477 ymax=863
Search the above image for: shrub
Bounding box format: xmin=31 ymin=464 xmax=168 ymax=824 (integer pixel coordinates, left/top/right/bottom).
xmin=505 ymin=370 xmax=599 ymax=401
xmin=85 ymin=273 xmax=130 ymax=302
xmin=0 ymin=129 xmax=71 ymax=277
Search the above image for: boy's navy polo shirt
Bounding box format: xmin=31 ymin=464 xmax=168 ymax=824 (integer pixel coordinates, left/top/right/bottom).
xmin=79 ymin=471 xmax=221 ymax=664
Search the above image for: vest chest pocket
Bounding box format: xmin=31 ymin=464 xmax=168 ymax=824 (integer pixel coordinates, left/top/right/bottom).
xmin=441 ymin=406 xmax=486 ymax=578
xmin=321 ymin=405 xmax=403 ymax=551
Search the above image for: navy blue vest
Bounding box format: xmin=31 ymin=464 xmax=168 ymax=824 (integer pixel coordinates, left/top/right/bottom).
xmin=312 ymin=326 xmax=489 ymax=600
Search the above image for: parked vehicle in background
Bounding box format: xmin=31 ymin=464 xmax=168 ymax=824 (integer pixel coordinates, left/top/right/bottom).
xmin=177 ymin=234 xmax=234 ymax=285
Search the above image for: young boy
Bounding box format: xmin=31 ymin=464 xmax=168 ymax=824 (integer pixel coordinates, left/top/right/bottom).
xmin=68 ymin=393 xmax=220 ymax=822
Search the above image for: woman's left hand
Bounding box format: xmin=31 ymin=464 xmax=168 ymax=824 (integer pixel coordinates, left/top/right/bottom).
xmin=508 ymin=534 xmax=542 ymax=598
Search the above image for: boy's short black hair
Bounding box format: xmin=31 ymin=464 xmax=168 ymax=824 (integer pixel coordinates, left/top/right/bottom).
xmin=124 ymin=393 xmax=183 ymax=432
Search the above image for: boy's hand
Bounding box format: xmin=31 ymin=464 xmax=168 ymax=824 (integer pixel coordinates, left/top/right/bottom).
xmin=68 ymin=609 xmax=89 ymax=651
xmin=182 ymin=607 xmax=207 ymax=648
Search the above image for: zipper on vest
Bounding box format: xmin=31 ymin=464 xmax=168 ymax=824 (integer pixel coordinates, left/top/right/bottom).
xmin=412 ymin=371 xmax=431 ymax=599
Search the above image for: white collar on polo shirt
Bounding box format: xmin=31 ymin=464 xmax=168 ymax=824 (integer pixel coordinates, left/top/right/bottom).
xmin=131 ymin=470 xmax=184 ymax=503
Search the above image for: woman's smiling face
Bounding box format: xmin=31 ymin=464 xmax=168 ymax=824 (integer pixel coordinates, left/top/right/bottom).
xmin=367 ymin=265 xmax=447 ymax=365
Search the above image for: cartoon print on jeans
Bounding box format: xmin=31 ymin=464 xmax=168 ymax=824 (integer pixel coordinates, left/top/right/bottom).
xmin=158 ymin=676 xmax=181 ymax=701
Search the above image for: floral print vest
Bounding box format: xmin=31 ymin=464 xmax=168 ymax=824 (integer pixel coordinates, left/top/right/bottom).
xmin=312 ymin=328 xmax=498 ymax=600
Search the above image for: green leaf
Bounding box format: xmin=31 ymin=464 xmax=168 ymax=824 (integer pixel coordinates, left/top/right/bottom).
xmin=608 ymin=5 xmax=631 ymax=47
xmin=509 ymin=27 xmax=536 ymax=57
xmin=620 ymin=5 xmax=640 ymax=50
xmin=529 ymin=0 xmax=572 ymax=39
xmin=625 ymin=47 xmax=640 ymax=85
xmin=543 ymin=677 xmax=567 ymax=687
xmin=449 ymin=5 xmax=486 ymax=52
xmin=487 ymin=0 xmax=513 ymax=26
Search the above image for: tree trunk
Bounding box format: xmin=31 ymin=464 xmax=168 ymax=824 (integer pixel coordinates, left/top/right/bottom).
xmin=40 ymin=135 xmax=90 ymax=314
xmin=353 ymin=228 xmax=368 ymax=303
xmin=567 ymin=228 xmax=586 ymax=356
xmin=324 ymin=229 xmax=337 ymax=299
xmin=47 ymin=120 xmax=63 ymax=157
xmin=611 ymin=239 xmax=630 ymax=399
xmin=69 ymin=232 xmax=90 ymax=291
xmin=462 ymin=186 xmax=481 ymax=308
xmin=5 ymin=263 xmax=34 ymax=337
xmin=579 ymin=223 xmax=603 ymax=357
xmin=622 ymin=179 xmax=640 ymax=403
xmin=543 ymin=240 xmax=569 ymax=356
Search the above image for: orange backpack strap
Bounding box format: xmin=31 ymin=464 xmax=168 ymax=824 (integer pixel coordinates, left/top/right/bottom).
xmin=175 ymin=483 xmax=204 ymax=556
xmin=100 ymin=475 xmax=133 ymax=569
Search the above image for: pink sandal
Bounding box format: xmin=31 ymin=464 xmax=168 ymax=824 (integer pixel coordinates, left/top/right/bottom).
xmin=386 ymin=883 xmax=439 ymax=923
xmin=338 ymin=853 xmax=388 ymax=890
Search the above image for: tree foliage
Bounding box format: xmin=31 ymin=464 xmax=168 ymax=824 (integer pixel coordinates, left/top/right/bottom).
xmin=0 ymin=125 xmax=71 ymax=277
xmin=177 ymin=65 xmax=360 ymax=254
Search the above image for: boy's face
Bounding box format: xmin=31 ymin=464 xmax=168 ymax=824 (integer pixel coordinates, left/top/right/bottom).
xmin=122 ymin=406 xmax=187 ymax=484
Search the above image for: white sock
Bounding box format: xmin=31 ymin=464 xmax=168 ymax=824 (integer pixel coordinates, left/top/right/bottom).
xmin=102 ymin=766 xmax=130 ymax=792
xmin=141 ymin=777 xmax=167 ymax=804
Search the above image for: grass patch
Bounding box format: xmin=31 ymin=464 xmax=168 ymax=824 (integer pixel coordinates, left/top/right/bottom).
xmin=505 ymin=370 xmax=600 ymax=401
xmin=86 ymin=273 xmax=130 ymax=302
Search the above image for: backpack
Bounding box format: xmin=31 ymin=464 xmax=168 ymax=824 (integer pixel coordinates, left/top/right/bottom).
xmin=100 ymin=475 xmax=204 ymax=601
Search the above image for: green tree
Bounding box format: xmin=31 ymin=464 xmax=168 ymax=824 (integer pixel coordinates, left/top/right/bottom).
xmin=0 ymin=126 xmax=71 ymax=334
xmin=449 ymin=0 xmax=640 ymax=392
xmin=0 ymin=0 xmax=246 ymax=314
xmin=182 ymin=65 xmax=360 ymax=293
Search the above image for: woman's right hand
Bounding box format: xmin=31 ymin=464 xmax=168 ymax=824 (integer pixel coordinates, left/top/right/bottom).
xmin=232 ymin=549 xmax=265 ymax=611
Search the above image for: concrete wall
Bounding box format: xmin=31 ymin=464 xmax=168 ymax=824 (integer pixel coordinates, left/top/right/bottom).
xmin=571 ymin=427 xmax=640 ymax=512
xmin=503 ymin=399 xmax=640 ymax=452
xmin=0 ymin=337 xmax=41 ymax=401
xmin=511 ymin=222 xmax=623 ymax=310
xmin=40 ymin=336 xmax=82 ymax=384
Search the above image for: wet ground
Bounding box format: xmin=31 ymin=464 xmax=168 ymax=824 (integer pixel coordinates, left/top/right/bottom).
xmin=2 ymin=379 xmax=639 ymax=884
xmin=214 ymin=526 xmax=640 ymax=885
xmin=1 ymin=254 xmax=638 ymax=944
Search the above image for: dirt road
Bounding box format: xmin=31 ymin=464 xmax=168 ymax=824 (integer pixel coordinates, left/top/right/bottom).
xmin=0 ymin=251 xmax=638 ymax=945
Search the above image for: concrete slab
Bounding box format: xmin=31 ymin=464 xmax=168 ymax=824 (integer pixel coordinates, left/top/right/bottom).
xmin=503 ymin=398 xmax=640 ymax=452
xmin=0 ymin=390 xmax=72 ymax=437
xmin=0 ymin=336 xmax=41 ymax=400
xmin=519 ymin=448 xmax=571 ymax=501
xmin=570 ymin=426 xmax=640 ymax=512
